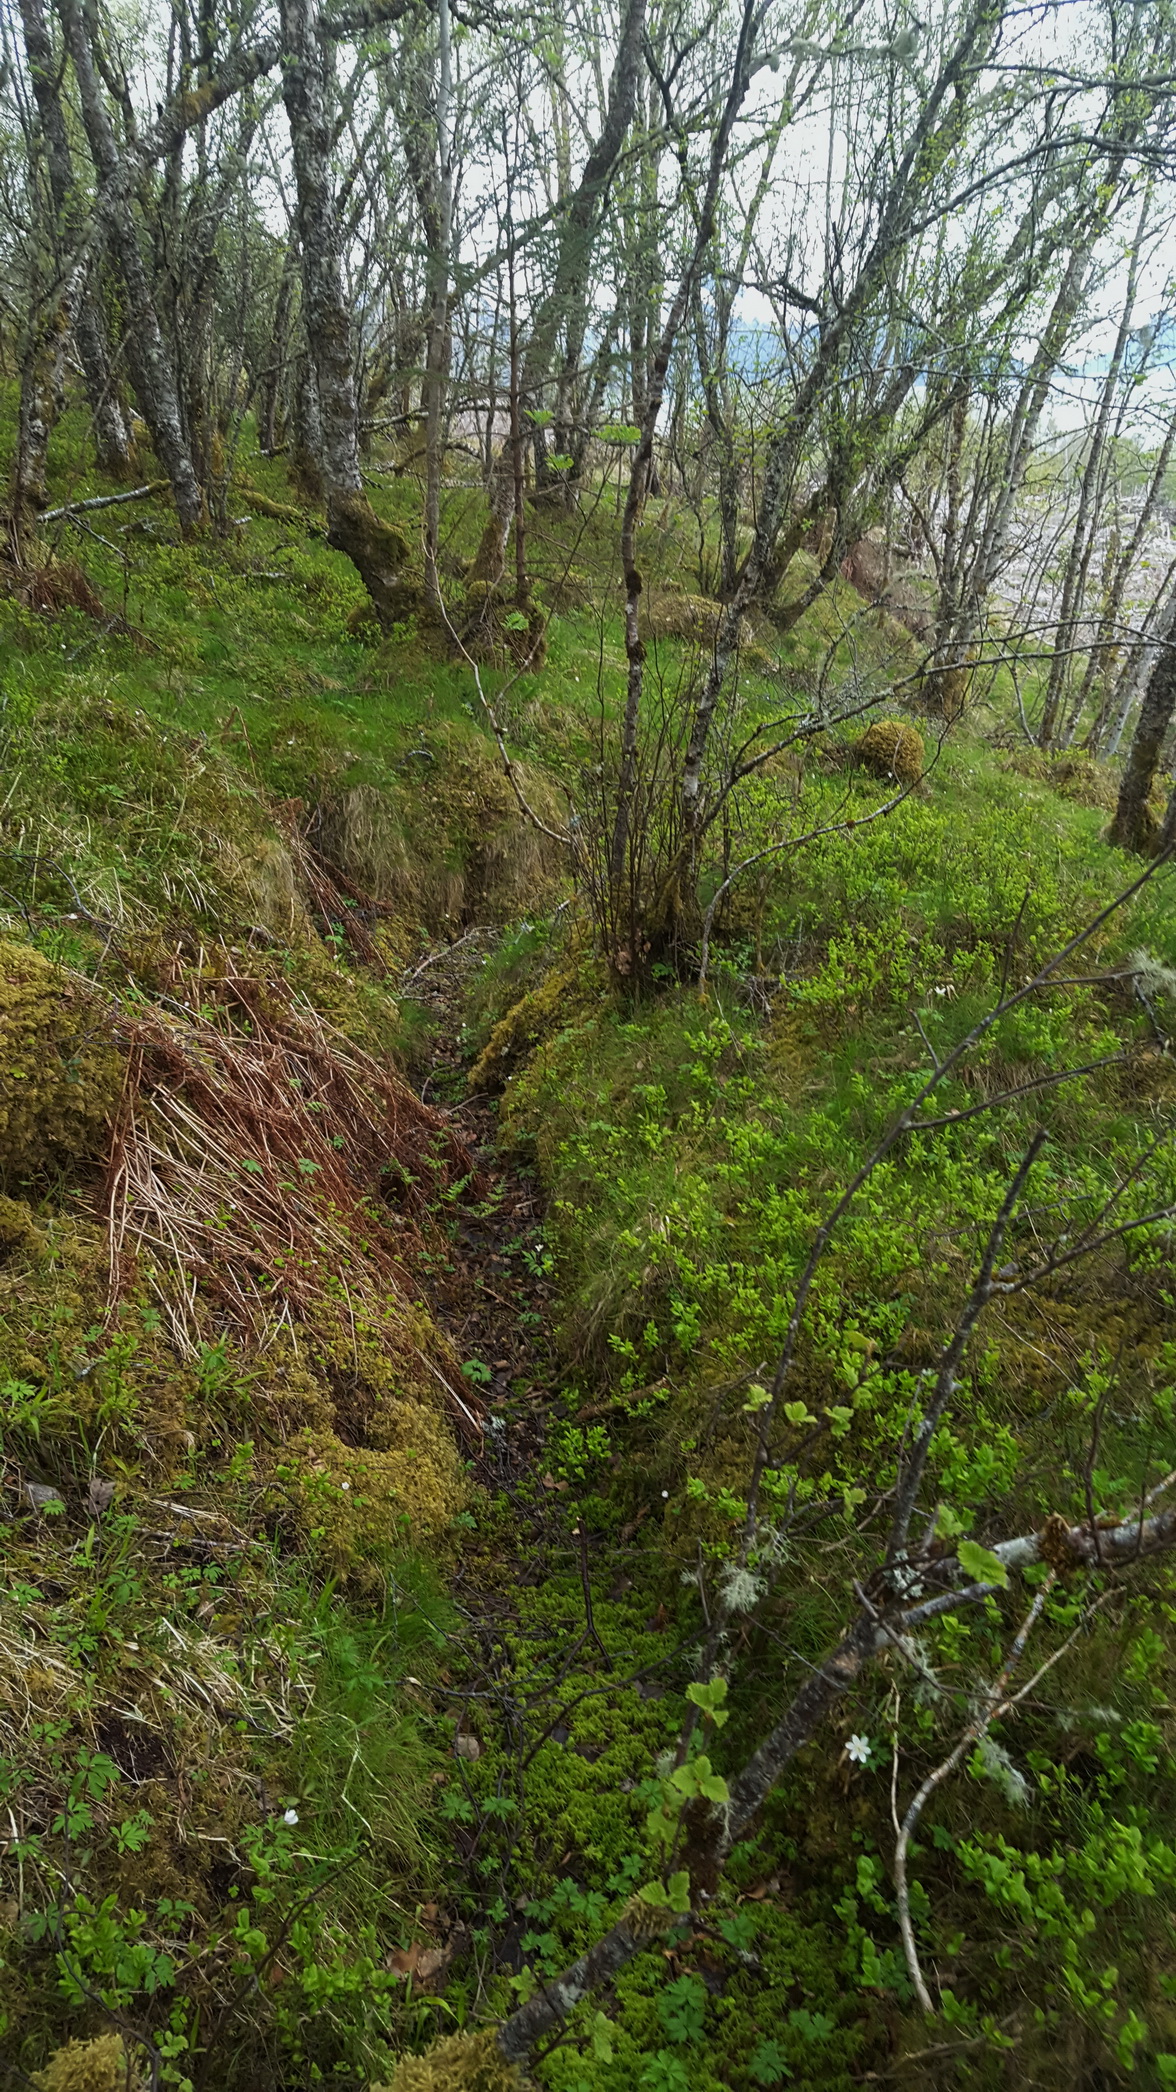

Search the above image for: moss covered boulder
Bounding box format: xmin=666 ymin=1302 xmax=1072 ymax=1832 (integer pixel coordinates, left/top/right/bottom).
xmin=0 ymin=939 xmax=121 ymax=1185
xmin=854 ymin=718 xmax=924 ymax=786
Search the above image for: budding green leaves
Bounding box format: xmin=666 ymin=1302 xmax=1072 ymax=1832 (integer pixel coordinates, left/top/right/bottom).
xmin=686 ymin=1677 xmax=729 ymax=1728
xmin=636 ymin=1870 xmax=692 ymax=1914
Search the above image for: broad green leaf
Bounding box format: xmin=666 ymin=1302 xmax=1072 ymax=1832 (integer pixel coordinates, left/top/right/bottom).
xmin=591 ymin=2011 xmax=615 ymax=2060
xmin=957 ymin=1538 xmax=1009 ymax=1590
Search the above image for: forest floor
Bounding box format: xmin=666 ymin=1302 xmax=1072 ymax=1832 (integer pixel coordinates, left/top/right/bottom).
xmin=3 ymin=428 xmax=1176 ymax=2092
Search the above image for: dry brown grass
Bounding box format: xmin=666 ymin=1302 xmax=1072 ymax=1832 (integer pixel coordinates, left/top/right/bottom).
xmin=102 ymin=975 xmax=483 ymax=1441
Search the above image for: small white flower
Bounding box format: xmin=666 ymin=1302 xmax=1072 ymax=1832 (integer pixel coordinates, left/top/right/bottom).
xmin=283 ymin=1807 xmax=299 ymax=1826
xmin=340 ymin=1480 xmax=350 ymax=1490
xmin=845 ymin=1734 xmax=872 ymax=1766
xmin=661 ymin=1490 xmax=669 ymax=1499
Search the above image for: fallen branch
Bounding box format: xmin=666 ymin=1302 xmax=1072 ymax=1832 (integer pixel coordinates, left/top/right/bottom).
xmin=40 ymin=481 xmax=169 ymax=525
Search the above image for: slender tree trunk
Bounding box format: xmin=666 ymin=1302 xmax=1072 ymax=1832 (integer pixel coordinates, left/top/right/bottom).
xmin=1082 ymin=404 xmax=1176 ymax=753
xmin=12 ymin=287 xmax=61 ymax=547
xmin=392 ymin=2 xmax=453 ymax=608
xmin=55 ymin=0 xmax=203 ymax=528
xmin=1108 ymin=607 xmax=1176 ymax=852
xmin=260 ymin=254 xmax=298 ymax=454
xmin=18 ymin=0 xmax=132 ymax=474
xmin=465 ymin=0 xmax=646 ymax=597
xmin=421 ymin=0 xmax=453 ymax=609
xmin=693 ymin=280 xmax=741 ymax=597
xmin=680 ymin=0 xmax=1008 ymax=835
xmin=607 ymin=0 xmax=760 ymax=935
xmin=1039 ymin=190 xmax=1149 ymax=748
xmin=924 ymin=245 xmax=1094 ymax=718
xmin=279 ymin=0 xmax=415 ymax=622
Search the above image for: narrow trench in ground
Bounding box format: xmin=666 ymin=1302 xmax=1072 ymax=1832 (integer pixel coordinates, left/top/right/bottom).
xmin=401 ymin=928 xmax=658 ymax=1995
xmin=402 ymin=930 xmax=594 ymax=1978
xmin=408 ymin=928 xmax=560 ymax=1503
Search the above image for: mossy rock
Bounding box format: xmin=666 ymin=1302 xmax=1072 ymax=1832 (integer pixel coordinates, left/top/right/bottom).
xmin=33 ymin=2035 xmax=143 ymax=2092
xmin=0 ymin=1192 xmax=45 ymax=1258
xmin=854 ymin=719 xmax=924 ymax=786
xmin=270 ymin=1421 xmax=468 ymax=1585
xmin=468 ymin=952 xmax=601 ymax=1093
xmin=642 ymin=589 xmax=722 ymax=645
xmin=0 ymin=939 xmax=122 ymax=1186
xmin=375 ymin=2029 xmax=523 ymax=2092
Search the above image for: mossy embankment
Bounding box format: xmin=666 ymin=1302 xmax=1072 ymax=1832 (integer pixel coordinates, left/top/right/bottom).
xmin=0 ymin=436 xmax=579 ymax=2083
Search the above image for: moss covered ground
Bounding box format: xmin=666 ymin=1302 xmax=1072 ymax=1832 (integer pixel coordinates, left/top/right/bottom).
xmin=3 ymin=416 xmax=1176 ymax=2090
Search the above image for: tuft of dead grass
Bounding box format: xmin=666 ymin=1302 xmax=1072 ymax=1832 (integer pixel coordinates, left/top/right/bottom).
xmin=102 ymin=974 xmax=484 ymax=1442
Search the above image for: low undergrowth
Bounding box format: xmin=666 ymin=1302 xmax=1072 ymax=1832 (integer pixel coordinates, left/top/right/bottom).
xmin=467 ymin=751 xmax=1176 ymax=2086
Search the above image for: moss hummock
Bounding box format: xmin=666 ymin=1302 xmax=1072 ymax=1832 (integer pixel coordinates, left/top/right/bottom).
xmin=854 ymin=717 xmax=924 ymax=785
xmin=0 ymin=938 xmax=121 ymax=1186
xmin=377 ymin=2029 xmax=523 ymax=2092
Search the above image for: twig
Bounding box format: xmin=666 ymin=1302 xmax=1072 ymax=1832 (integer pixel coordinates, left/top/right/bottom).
xmin=893 ymin=1577 xmax=1114 ymax=2016
xmin=399 ymin=925 xmax=492 ymax=991
xmin=572 ymin=1518 xmax=612 ymax=1670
